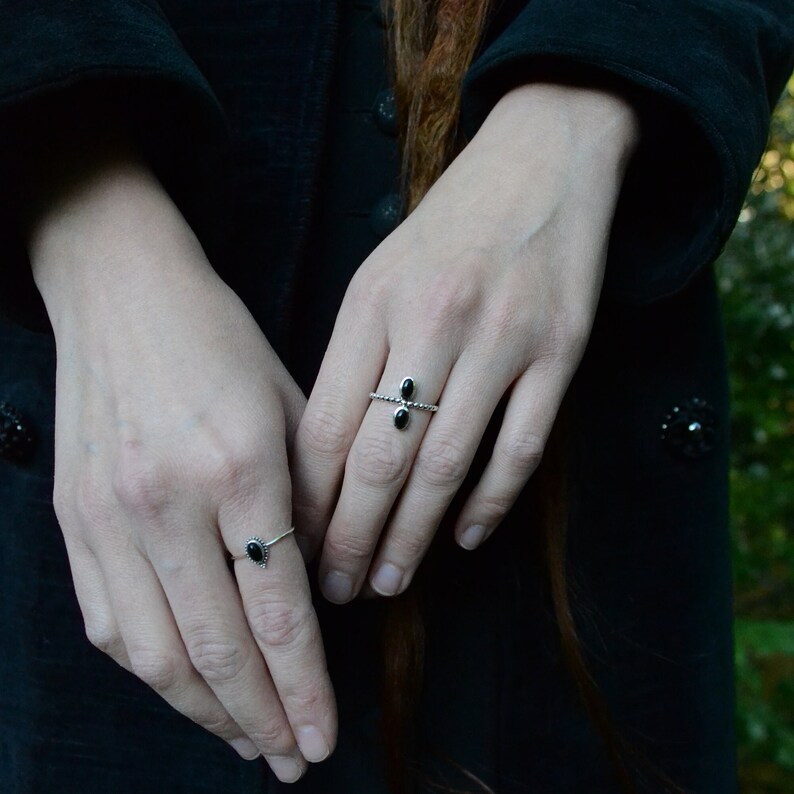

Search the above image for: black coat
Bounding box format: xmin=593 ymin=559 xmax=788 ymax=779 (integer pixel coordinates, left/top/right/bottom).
xmin=0 ymin=1 xmax=793 ymax=792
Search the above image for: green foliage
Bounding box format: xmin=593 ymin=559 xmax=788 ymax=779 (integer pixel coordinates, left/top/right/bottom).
xmin=717 ymin=75 xmax=794 ymax=793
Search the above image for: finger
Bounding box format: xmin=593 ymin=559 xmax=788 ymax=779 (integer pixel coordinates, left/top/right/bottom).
xmin=453 ymin=362 xmax=570 ymax=549
xmin=223 ymin=440 xmax=337 ymax=766
xmin=318 ymin=339 xmax=454 ymax=604
xmin=291 ymin=283 xmax=388 ymax=560
xmin=95 ymin=538 xmax=262 ymax=761
xmin=366 ymin=350 xmax=513 ymax=596
xmin=147 ymin=523 xmax=308 ymax=782
xmin=63 ymin=532 xmax=131 ymax=668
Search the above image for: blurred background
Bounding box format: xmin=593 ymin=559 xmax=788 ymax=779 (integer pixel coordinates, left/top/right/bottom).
xmin=718 ymin=74 xmax=794 ymax=793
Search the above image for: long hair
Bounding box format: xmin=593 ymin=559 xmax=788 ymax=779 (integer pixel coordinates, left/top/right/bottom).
xmin=378 ymin=2 xmax=686 ymax=793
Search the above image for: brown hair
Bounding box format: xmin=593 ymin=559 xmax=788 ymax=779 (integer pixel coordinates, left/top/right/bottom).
xmin=379 ymin=2 xmax=686 ymax=792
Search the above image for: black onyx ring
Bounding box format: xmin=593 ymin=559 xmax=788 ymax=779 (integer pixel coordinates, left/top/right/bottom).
xmin=369 ymin=376 xmax=439 ymax=430
xmin=231 ymin=527 xmax=296 ymax=569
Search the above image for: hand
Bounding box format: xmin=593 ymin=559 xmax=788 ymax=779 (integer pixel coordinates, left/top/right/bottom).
xmin=27 ymin=149 xmax=336 ymax=780
xmin=292 ymin=82 xmax=640 ymax=602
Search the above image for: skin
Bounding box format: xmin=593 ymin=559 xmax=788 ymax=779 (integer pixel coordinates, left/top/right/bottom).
xmin=292 ymin=82 xmax=640 ymax=602
xmin=23 ymin=81 xmax=638 ymax=780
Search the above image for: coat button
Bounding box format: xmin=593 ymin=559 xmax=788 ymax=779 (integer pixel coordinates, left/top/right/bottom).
xmin=373 ymin=89 xmax=397 ymax=136
xmin=661 ymin=397 xmax=717 ymax=459
xmin=369 ymin=193 xmax=403 ymax=238
xmin=0 ymin=401 xmax=35 ymax=464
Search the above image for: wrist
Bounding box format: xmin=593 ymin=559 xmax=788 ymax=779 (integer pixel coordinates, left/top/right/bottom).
xmin=29 ymin=153 xmax=213 ymax=331
xmin=482 ymin=80 xmax=641 ymax=167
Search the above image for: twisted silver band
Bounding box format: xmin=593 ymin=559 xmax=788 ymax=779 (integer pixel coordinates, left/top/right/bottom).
xmin=231 ymin=526 xmax=296 ymax=569
xmin=368 ymin=393 xmax=439 ymax=412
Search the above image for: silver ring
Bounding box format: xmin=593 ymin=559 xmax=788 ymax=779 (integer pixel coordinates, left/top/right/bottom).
xmin=369 ymin=376 xmax=439 ymax=430
xmin=231 ymin=527 xmax=296 ymax=568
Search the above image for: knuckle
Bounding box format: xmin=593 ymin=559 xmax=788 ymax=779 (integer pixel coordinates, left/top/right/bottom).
xmin=72 ymin=475 xmax=114 ymax=530
xmin=474 ymin=489 xmax=515 ymax=519
xmin=420 ymin=270 xmax=478 ymax=337
xmin=413 ymin=434 xmax=470 ymax=488
xmin=112 ymin=461 xmax=170 ymax=519
xmin=346 ymin=266 xmax=391 ymax=312
xmin=128 ymin=647 xmax=184 ymax=692
xmin=249 ymin=721 xmax=296 ymax=756
xmin=488 ymin=293 xmax=524 ymax=340
xmin=200 ymin=713 xmax=239 ymax=740
xmin=544 ymin=313 xmax=590 ymax=362
xmin=324 ymin=532 xmax=374 ymax=564
xmin=208 ymin=447 xmax=249 ymax=492
xmin=84 ymin=620 xmax=122 ymax=657
xmin=281 ymin=686 xmax=327 ymax=725
xmin=499 ymin=432 xmax=545 ymax=475
xmin=386 ymin=531 xmax=428 ymax=562
xmin=187 ymin=635 xmax=248 ymax=684
xmin=246 ymin=599 xmax=312 ymax=650
xmin=298 ymin=406 xmax=354 ymax=460
xmin=348 ymin=431 xmax=409 ymax=487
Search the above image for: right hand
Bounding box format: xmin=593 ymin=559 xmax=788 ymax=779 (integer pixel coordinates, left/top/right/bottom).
xmin=25 ymin=147 xmax=336 ymax=782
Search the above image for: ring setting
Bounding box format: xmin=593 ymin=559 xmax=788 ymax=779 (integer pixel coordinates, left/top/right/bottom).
xmin=369 ymin=376 xmax=439 ymax=430
xmin=231 ymin=527 xmax=296 ymax=569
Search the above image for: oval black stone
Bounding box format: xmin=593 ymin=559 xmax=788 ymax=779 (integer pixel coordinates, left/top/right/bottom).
xmin=246 ymin=540 xmax=266 ymax=564
xmin=393 ymin=407 xmax=410 ymax=430
xmin=400 ymin=377 xmax=415 ymax=400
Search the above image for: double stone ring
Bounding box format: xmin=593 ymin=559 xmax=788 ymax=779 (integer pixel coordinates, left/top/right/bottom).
xmin=369 ymin=376 xmax=439 ymax=430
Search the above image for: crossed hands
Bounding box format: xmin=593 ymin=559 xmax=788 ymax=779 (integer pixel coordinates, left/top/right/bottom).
xmin=25 ymin=83 xmax=638 ymax=782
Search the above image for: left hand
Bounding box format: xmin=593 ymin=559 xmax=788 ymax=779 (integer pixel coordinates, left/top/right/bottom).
xmin=291 ymin=82 xmax=640 ymax=602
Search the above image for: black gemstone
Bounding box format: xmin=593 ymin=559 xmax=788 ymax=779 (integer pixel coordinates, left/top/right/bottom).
xmin=0 ymin=401 xmax=35 ymax=465
xmin=400 ymin=377 xmax=416 ymax=400
xmin=661 ymin=398 xmax=717 ymax=459
xmin=246 ymin=540 xmax=266 ymax=564
xmin=393 ymin=407 xmax=410 ymax=430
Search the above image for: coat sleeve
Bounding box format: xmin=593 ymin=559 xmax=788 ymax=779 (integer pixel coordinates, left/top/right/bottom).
xmin=0 ymin=0 xmax=231 ymax=329
xmin=459 ymin=0 xmax=794 ymax=304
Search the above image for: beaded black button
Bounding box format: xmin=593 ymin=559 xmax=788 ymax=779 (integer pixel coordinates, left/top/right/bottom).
xmin=0 ymin=401 xmax=35 ymax=464
xmin=373 ymin=89 xmax=397 ymax=136
xmin=661 ymin=397 xmax=717 ymax=459
xmin=369 ymin=193 xmax=403 ymax=238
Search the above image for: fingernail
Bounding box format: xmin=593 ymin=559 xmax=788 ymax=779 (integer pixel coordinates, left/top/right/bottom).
xmin=459 ymin=524 xmax=486 ymax=550
xmin=229 ymin=737 xmax=260 ymax=760
xmin=371 ymin=562 xmax=403 ymax=596
xmin=297 ymin=725 xmax=330 ymax=762
xmin=266 ymin=755 xmax=304 ymax=783
xmin=322 ymin=570 xmax=354 ymax=603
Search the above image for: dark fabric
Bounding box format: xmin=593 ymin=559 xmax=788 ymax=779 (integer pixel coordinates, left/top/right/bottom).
xmin=0 ymin=0 xmax=790 ymax=791
xmin=0 ymin=0 xmax=231 ymax=330
xmin=461 ymin=0 xmax=794 ymax=304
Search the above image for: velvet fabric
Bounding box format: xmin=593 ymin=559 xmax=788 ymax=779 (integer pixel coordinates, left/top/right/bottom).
xmin=1 ymin=1 xmax=793 ymax=791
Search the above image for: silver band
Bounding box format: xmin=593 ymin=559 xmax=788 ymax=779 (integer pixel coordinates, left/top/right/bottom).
xmin=368 ymin=393 xmax=439 ymax=412
xmin=231 ymin=527 xmax=296 ymax=569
